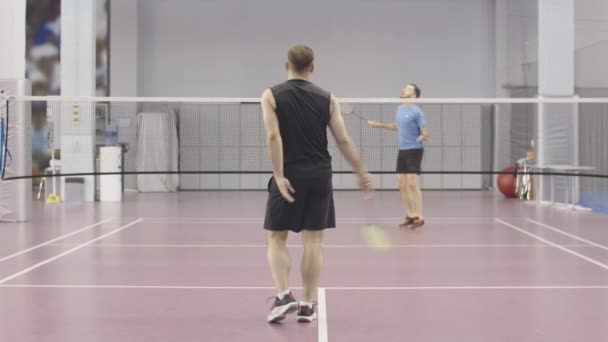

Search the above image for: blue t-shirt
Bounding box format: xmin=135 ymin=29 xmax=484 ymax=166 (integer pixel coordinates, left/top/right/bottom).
xmin=396 ymin=105 xmax=426 ymax=150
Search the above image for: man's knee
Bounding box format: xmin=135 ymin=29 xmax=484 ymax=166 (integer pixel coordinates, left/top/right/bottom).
xmin=405 ymin=175 xmax=418 ymax=188
xmin=267 ymin=231 xmax=288 ymax=245
xmin=302 ymin=231 xmax=323 ymax=249
xmin=398 ymin=174 xmax=408 ymax=187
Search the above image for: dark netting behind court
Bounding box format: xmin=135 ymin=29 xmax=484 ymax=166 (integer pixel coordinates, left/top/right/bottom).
xmin=2 ymin=98 xmax=607 ymax=191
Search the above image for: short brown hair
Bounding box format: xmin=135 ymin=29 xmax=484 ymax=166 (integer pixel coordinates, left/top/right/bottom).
xmin=409 ymin=84 xmax=421 ymax=98
xmin=288 ymin=45 xmax=315 ymax=73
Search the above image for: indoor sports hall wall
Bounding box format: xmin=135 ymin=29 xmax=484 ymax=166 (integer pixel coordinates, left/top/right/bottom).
xmin=110 ymin=0 xmax=496 ymax=98
xmin=107 ymin=0 xmax=496 ymax=191
xmin=496 ymin=0 xmax=608 ymax=95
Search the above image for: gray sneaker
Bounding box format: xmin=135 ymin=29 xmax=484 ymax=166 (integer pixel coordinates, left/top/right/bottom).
xmin=297 ymin=302 xmax=318 ymax=323
xmin=267 ymin=293 xmax=298 ymax=323
xmin=410 ymin=217 xmax=425 ymax=229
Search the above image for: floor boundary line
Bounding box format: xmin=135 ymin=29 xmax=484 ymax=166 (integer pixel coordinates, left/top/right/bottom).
xmin=131 ymin=221 xmax=500 ymax=225
xmin=495 ymin=218 xmax=608 ymax=271
xmin=133 ymin=217 xmax=502 ymax=221
xmin=318 ymin=288 xmax=328 ymax=342
xmin=0 ymin=219 xmax=143 ymax=284
xmin=2 ymin=284 xmax=608 ymax=290
xmin=0 ymin=218 xmax=113 ymax=264
xmin=527 ymin=219 xmax=608 ymax=252
xmin=44 ymin=243 xmax=592 ymax=249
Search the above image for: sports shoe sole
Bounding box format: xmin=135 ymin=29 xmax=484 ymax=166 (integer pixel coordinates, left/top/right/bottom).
xmin=411 ymin=220 xmax=425 ymax=229
xmin=267 ymin=302 xmax=299 ymax=323
xmin=399 ymin=217 xmax=415 ymax=228
xmin=297 ymin=312 xmax=318 ymax=323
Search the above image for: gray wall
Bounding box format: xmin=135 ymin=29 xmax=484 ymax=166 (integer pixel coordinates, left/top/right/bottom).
xmin=109 ymin=0 xmax=496 ymax=190
xmin=110 ymin=0 xmax=138 ymax=97
xmin=113 ymin=0 xmax=496 ymax=98
xmin=497 ymin=0 xmax=608 ymax=93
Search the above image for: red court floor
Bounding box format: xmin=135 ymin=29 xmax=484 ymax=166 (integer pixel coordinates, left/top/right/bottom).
xmin=1 ymin=191 xmax=608 ymax=341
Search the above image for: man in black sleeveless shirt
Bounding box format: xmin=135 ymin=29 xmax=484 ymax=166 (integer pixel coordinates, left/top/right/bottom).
xmin=262 ymin=45 xmax=371 ymax=323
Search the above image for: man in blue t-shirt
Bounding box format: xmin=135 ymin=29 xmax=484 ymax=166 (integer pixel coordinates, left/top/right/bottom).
xmin=368 ymin=84 xmax=428 ymax=228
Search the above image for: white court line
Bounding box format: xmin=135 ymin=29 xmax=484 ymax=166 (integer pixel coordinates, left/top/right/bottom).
xmin=495 ymin=219 xmax=608 ymax=271
xmin=324 ymin=286 xmax=608 ymax=290
xmin=132 ymin=220 xmax=502 ymax=226
xmin=138 ymin=217 xmax=499 ymax=220
xmin=136 ymin=220 xmax=497 ymax=222
xmin=0 ymin=218 xmax=113 ymax=264
xmin=12 ymin=95 xmax=608 ymax=104
xmin=0 ymin=219 xmax=143 ymax=284
xmin=527 ymin=219 xmax=608 ymax=252
xmin=2 ymin=284 xmax=608 ymax=290
xmin=133 ymin=221 xmax=499 ymax=227
xmin=46 ymin=243 xmax=590 ymax=249
xmin=135 ymin=217 xmax=500 ymax=222
xmin=0 ymin=284 xmax=277 ymax=289
xmin=318 ymin=288 xmax=329 ymax=342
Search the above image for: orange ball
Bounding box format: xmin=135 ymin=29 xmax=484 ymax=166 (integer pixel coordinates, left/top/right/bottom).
xmin=497 ymin=166 xmax=517 ymax=198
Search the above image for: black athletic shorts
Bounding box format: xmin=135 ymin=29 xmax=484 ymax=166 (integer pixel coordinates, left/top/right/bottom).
xmin=264 ymin=176 xmax=336 ymax=233
xmin=396 ymin=148 xmax=424 ymax=174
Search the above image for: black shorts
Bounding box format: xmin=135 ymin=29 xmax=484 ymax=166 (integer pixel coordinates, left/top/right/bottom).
xmin=264 ymin=176 xmax=336 ymax=233
xmin=396 ymin=149 xmax=424 ymax=174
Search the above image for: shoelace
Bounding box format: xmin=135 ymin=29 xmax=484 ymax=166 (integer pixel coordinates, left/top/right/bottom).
xmin=266 ymin=295 xmax=292 ymax=308
xmin=264 ymin=296 xmax=318 ymax=311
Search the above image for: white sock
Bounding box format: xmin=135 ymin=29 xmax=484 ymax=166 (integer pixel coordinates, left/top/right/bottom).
xmin=300 ymin=301 xmax=314 ymax=308
xmin=277 ymin=290 xmax=291 ymax=300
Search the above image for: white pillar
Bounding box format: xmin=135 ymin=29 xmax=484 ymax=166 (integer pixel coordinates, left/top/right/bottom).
xmin=110 ymin=0 xmax=139 ymax=191
xmin=494 ymin=0 xmax=509 ymax=98
xmin=0 ymin=0 xmax=31 ymax=222
xmin=60 ymin=0 xmax=97 ymax=202
xmin=0 ymin=0 xmax=26 ymax=78
xmin=537 ymin=0 xmax=575 ymax=203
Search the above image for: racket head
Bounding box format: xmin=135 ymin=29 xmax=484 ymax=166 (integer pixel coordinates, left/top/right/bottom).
xmin=341 ymin=103 xmax=367 ymax=122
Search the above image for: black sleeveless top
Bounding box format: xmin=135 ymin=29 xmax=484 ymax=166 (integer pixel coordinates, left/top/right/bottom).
xmin=270 ymin=79 xmax=332 ymax=178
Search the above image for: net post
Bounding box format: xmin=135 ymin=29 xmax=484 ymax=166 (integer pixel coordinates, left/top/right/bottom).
xmin=1 ymin=94 xmax=8 ymax=180
xmin=536 ymin=96 xmax=545 ymax=204
xmin=0 ymin=79 xmax=32 ymax=222
xmin=572 ymin=94 xmax=580 ymax=204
